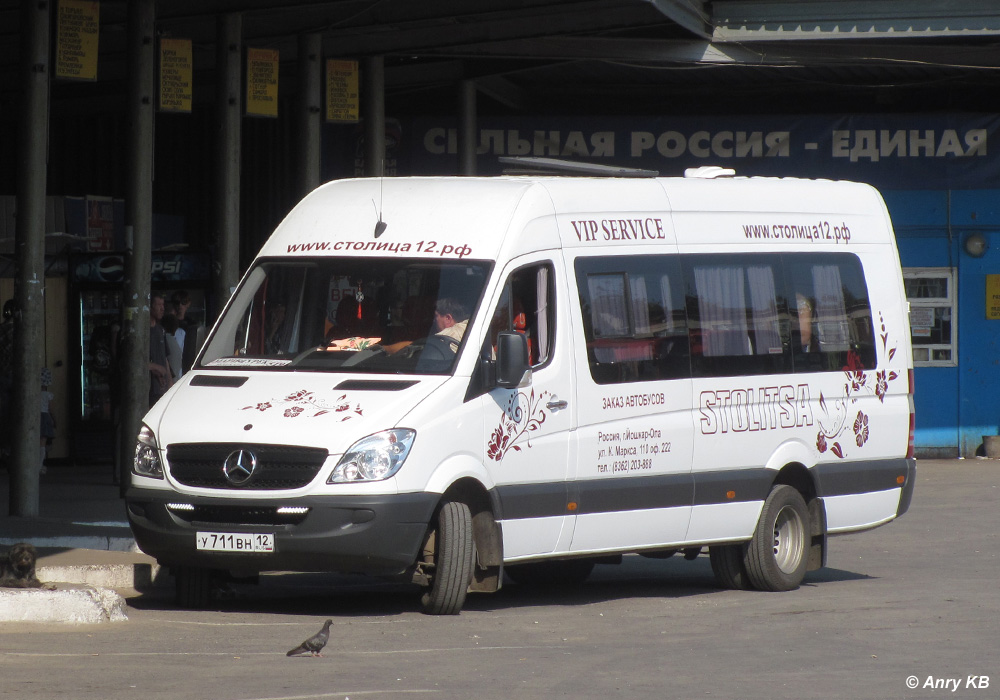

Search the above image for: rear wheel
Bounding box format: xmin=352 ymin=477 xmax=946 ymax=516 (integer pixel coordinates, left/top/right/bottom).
xmin=420 ymin=501 xmax=476 ymax=615
xmin=709 ymin=544 xmax=751 ymax=590
xmin=744 ymin=485 xmax=809 ymax=592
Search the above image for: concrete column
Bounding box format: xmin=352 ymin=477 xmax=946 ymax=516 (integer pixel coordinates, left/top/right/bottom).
xmin=10 ymin=0 xmax=50 ymax=516
xmin=118 ymin=0 xmax=156 ymax=494
xmin=214 ymin=14 xmax=242 ymax=320
xmin=362 ymin=55 xmax=385 ymax=177
xmin=296 ymin=33 xmax=322 ymax=198
xmin=458 ymin=80 xmax=477 ymax=175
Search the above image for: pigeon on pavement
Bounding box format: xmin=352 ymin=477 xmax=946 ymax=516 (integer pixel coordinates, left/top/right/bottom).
xmin=286 ymin=619 xmax=333 ymax=657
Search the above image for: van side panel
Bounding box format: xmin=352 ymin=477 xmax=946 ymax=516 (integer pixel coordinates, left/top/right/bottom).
xmin=660 ymin=179 xmax=912 ymax=542
xmin=544 ymin=178 xmax=697 ymax=556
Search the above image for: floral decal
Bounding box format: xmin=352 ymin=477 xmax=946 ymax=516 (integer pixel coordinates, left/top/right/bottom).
xmin=487 ymin=388 xmax=550 ymax=462
xmin=844 ymin=350 xmax=867 ymax=392
xmin=242 ymin=390 xmax=363 ymax=421
xmin=853 ymin=411 xmax=869 ymax=447
xmin=874 ymin=371 xmax=890 ymax=402
xmin=815 ymin=312 xmax=900 ymax=460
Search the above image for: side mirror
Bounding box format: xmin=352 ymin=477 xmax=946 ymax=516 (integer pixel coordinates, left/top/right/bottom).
xmin=496 ymin=332 xmax=531 ymax=389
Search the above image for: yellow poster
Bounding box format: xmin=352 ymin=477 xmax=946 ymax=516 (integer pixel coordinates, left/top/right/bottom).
xmin=326 ymin=60 xmax=360 ymax=123
xmin=56 ymin=0 xmax=100 ymax=81
xmin=987 ymin=275 xmax=1000 ymax=320
xmin=159 ymin=38 xmax=193 ymax=113
xmin=246 ymin=48 xmax=279 ymax=118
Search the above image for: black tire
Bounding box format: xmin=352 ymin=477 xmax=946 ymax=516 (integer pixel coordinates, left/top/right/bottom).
xmin=744 ymin=485 xmax=810 ymax=592
xmin=175 ymin=566 xmax=212 ymax=609
xmin=421 ymin=501 xmax=476 ymax=615
xmin=505 ymin=558 xmax=595 ymax=586
xmin=709 ymin=544 xmax=751 ymax=590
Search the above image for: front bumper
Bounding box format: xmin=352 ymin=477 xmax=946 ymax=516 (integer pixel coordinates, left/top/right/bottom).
xmin=126 ymin=487 xmax=440 ymax=576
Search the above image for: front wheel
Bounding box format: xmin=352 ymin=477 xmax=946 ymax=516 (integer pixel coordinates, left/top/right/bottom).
xmin=744 ymin=485 xmax=809 ymax=592
xmin=420 ymin=501 xmax=476 ymax=615
xmin=174 ymin=566 xmax=213 ymax=609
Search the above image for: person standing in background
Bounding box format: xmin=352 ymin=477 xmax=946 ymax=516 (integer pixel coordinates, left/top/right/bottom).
xmin=171 ymin=290 xmax=200 ymax=373
xmin=161 ymin=313 xmax=184 ymax=380
xmin=149 ymin=294 xmax=173 ymax=407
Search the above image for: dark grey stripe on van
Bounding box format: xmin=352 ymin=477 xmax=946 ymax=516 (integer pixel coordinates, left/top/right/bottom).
xmin=813 ymin=457 xmax=912 ymax=497
xmin=692 ymin=469 xmax=772 ymax=507
xmin=495 ymin=481 xmax=568 ymax=520
xmin=574 ymin=474 xmax=693 ymax=515
xmin=495 ymin=458 xmax=911 ymax=520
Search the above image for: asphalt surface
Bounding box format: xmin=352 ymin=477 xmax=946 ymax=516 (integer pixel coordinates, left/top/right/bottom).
xmin=0 ymin=458 xmax=997 ymax=699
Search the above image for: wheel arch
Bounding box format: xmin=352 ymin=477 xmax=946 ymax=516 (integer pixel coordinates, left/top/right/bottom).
xmin=770 ymin=460 xmax=827 ymax=572
xmin=434 ymin=476 xmax=504 ymax=593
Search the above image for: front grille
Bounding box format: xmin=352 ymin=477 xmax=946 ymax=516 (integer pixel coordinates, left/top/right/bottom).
xmin=168 ymin=504 xmax=310 ymax=526
xmin=167 ymin=443 xmax=328 ymax=490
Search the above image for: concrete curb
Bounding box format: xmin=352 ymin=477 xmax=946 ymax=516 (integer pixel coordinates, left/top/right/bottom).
xmin=37 ymin=561 xmax=164 ymax=590
xmin=0 ymin=585 xmax=128 ymax=624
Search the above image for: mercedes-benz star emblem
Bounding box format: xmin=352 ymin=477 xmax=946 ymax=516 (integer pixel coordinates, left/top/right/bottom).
xmin=223 ymin=449 xmax=258 ymax=486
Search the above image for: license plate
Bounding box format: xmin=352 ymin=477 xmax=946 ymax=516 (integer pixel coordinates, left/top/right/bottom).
xmin=196 ymin=532 xmax=274 ymax=553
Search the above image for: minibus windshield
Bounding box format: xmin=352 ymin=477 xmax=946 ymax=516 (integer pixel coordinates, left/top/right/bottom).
xmin=198 ymin=257 xmax=490 ymax=375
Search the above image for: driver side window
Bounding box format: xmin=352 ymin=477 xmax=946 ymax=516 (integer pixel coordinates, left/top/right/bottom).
xmin=486 ymin=263 xmax=555 ymax=368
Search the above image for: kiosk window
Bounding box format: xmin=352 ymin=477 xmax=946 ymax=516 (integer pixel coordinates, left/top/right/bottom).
xmin=903 ymin=268 xmax=956 ymax=367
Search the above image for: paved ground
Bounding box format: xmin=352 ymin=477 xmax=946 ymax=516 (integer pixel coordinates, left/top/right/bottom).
xmin=0 ymin=458 xmax=997 ymax=699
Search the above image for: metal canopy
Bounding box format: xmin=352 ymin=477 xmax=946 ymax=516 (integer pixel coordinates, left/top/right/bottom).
xmin=2 ymin=0 xmax=1000 ymax=113
xmin=713 ymin=0 xmax=1000 ymax=40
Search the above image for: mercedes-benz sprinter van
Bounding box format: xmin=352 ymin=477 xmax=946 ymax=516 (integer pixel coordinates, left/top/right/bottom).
xmin=127 ymin=172 xmax=915 ymax=614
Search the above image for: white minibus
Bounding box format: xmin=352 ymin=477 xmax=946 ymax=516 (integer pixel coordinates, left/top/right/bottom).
xmin=127 ymin=172 xmax=915 ymax=613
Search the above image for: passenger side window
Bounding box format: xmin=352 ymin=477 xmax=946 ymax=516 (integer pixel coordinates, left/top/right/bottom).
xmin=783 ymin=253 xmax=876 ymax=372
xmin=684 ymin=255 xmax=791 ymax=377
xmin=573 ymin=251 xmax=875 ymax=385
xmin=486 ymin=263 xmax=555 ymax=368
xmin=575 ymin=255 xmax=689 ymax=384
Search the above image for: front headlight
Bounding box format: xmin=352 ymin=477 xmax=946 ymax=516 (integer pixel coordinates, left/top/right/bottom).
xmin=328 ymin=429 xmax=415 ymax=483
xmin=133 ymin=425 xmax=163 ymax=479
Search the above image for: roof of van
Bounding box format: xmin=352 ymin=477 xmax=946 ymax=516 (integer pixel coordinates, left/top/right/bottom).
xmin=256 ymin=175 xmax=890 ymax=262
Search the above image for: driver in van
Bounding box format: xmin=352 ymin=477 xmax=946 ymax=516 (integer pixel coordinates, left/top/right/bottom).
xmin=432 ymin=298 xmax=470 ymax=353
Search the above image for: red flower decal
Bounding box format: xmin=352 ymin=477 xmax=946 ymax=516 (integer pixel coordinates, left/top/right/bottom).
xmin=285 ymin=390 xmax=310 ymax=401
xmin=843 ymin=350 xmax=867 ymax=392
xmin=284 ymin=406 xmax=304 ymax=418
xmin=487 ymin=425 xmax=510 ymax=461
xmin=816 ymin=433 xmax=827 ymax=453
xmin=874 ymin=370 xmax=889 ymax=403
xmin=853 ymin=411 xmax=869 ymax=447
